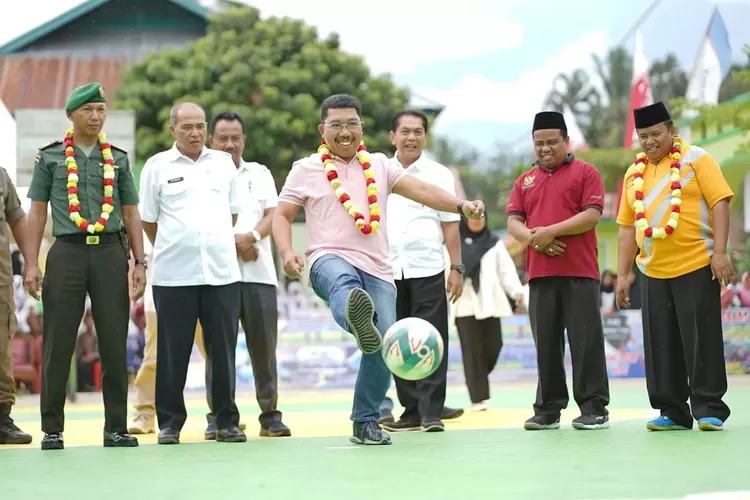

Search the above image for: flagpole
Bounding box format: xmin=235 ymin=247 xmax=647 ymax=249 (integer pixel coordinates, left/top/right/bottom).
xmin=616 ymin=0 xmax=664 ymax=48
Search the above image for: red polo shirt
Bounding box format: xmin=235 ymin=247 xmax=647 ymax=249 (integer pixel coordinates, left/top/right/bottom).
xmin=506 ymin=156 xmax=603 ymax=281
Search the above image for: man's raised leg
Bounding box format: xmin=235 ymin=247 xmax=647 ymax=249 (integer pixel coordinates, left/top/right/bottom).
xmin=309 ymin=255 xmax=392 ymax=445
xmin=309 ymin=255 xmax=382 ymax=354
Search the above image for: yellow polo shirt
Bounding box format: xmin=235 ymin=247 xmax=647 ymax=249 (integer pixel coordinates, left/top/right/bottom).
xmin=616 ymin=142 xmax=734 ymax=279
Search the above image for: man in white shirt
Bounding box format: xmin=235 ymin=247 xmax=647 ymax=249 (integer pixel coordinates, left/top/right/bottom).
xmin=138 ymin=102 xmax=246 ymax=444
xmin=380 ymin=110 xmax=465 ymax=432
xmin=208 ymin=112 xmax=291 ymax=437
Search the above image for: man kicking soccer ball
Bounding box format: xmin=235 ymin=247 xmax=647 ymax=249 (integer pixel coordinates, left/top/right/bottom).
xmin=272 ymin=94 xmax=485 ymax=445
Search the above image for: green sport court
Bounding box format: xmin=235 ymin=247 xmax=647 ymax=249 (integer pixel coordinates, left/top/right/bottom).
xmin=2 ymin=378 xmax=749 ymax=499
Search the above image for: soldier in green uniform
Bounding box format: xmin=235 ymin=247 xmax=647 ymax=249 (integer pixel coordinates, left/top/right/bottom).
xmin=23 ymin=82 xmax=148 ymax=450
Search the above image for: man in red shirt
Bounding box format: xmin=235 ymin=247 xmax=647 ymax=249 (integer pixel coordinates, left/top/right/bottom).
xmin=507 ymin=111 xmax=610 ymax=431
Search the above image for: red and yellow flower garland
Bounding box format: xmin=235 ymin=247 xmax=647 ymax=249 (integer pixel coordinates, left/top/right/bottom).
xmin=318 ymin=140 xmax=380 ymax=235
xmin=632 ymin=136 xmax=682 ymax=239
xmin=64 ymin=128 xmax=115 ymax=234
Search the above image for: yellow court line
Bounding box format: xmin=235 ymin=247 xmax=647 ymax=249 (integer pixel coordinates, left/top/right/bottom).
xmin=0 ymin=408 xmax=655 ymax=450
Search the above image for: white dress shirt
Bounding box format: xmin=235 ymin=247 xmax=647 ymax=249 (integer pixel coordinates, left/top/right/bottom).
xmin=138 ymin=144 xmax=245 ymax=287
xmin=387 ymin=153 xmax=460 ymax=280
xmin=233 ymin=160 xmax=279 ymax=286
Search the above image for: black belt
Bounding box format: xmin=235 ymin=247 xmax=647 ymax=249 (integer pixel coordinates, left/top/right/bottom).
xmin=56 ymin=232 xmax=122 ymax=246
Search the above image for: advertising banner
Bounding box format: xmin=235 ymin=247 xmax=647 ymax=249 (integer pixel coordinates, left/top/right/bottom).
xmin=183 ymin=283 xmax=750 ymax=390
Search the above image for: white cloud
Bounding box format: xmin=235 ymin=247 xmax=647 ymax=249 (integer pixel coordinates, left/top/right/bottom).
xmin=415 ymin=31 xmax=610 ymax=125
xmin=2 ymin=0 xmax=523 ymax=76
xmin=238 ymin=0 xmax=525 ymax=74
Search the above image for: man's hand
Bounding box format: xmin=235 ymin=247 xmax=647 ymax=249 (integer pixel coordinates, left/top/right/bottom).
xmin=446 ymin=270 xmax=463 ymax=303
xmin=24 ymin=263 xmax=43 ymax=300
xmin=615 ymin=276 xmax=631 ymax=310
xmin=281 ymin=250 xmax=304 ymax=278
xmin=528 ymin=228 xmax=566 ymax=256
xmin=239 ymin=246 xmax=259 ymax=262
xmin=460 ymin=200 xmax=485 ymax=220
xmin=235 ymin=233 xmax=256 ymax=255
xmin=131 ymin=264 xmax=147 ymax=301
xmin=513 ymin=293 xmax=526 ymax=312
xmin=711 ymin=252 xmax=736 ymax=286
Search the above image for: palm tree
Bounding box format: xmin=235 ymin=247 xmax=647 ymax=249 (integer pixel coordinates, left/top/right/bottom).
xmin=543 ymin=69 xmax=603 ymax=146
xmin=591 ymin=47 xmax=633 ymax=148
xmin=649 ymin=54 xmax=688 ymax=105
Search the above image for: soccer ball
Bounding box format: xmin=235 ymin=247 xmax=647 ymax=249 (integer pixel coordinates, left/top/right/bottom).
xmin=381 ymin=317 xmax=444 ymax=381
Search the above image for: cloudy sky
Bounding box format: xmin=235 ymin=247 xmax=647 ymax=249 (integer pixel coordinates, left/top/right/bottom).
xmin=2 ymin=0 xmax=750 ymax=153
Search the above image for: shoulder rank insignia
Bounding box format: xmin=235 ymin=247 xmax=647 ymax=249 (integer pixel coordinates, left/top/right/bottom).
xmin=111 ymin=144 xmax=128 ymax=154
xmin=39 ymin=139 xmax=62 ymax=150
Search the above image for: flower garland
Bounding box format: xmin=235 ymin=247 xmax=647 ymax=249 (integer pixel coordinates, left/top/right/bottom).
xmin=318 ymin=140 xmax=380 ymax=235
xmin=63 ymin=128 xmax=115 ymax=234
xmin=631 ymin=136 xmax=683 ymax=239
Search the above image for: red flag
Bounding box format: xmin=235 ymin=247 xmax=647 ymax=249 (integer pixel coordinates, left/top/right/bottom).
xmin=623 ymin=31 xmax=653 ymax=149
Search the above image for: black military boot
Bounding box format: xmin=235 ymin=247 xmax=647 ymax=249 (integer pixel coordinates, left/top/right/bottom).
xmin=0 ymin=404 xmax=33 ymax=445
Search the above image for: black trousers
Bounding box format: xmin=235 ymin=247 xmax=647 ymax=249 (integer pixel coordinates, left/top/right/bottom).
xmin=153 ymin=283 xmax=241 ymax=432
xmin=528 ymin=276 xmax=610 ymax=417
xmin=394 ymin=272 xmax=449 ymax=421
xmin=40 ymin=236 xmax=130 ymax=433
xmin=206 ymin=282 xmax=281 ymax=428
xmin=641 ymin=265 xmax=730 ymax=428
xmin=455 ymin=316 xmax=503 ymax=404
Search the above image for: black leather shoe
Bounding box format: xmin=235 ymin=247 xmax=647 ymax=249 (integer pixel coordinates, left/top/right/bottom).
xmin=260 ymin=421 xmax=291 ymax=437
xmin=0 ymin=413 xmax=32 ymax=445
xmin=158 ymin=428 xmax=180 ymax=445
xmin=216 ymin=426 xmax=247 ymax=442
xmin=41 ymin=432 xmax=64 ymax=450
xmin=103 ymin=431 xmax=139 ymax=448
xmin=441 ymin=407 xmax=464 ymax=420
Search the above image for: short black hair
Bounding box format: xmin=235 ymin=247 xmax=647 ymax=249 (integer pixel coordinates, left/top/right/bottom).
xmin=210 ymin=112 xmax=245 ymax=135
xmin=321 ymin=94 xmax=361 ymax=122
xmin=392 ymin=109 xmax=429 ymax=134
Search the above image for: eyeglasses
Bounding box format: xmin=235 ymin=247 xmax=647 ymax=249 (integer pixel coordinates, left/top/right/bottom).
xmin=325 ymin=120 xmax=362 ymax=131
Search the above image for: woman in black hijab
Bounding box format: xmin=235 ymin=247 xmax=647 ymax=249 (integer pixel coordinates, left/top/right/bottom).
xmin=454 ymin=215 xmax=525 ymax=410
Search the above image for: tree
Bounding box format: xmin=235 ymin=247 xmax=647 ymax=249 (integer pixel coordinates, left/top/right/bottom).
xmin=114 ymin=5 xmax=409 ymax=180
xmin=543 ymin=69 xmax=604 ymax=146
xmin=649 ymin=54 xmax=689 ymax=105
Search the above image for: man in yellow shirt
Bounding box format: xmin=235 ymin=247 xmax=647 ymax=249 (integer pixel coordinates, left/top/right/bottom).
xmin=615 ymin=101 xmax=736 ymax=432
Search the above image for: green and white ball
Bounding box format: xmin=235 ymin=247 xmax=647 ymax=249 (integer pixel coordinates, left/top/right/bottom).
xmin=382 ymin=317 xmax=444 ymax=381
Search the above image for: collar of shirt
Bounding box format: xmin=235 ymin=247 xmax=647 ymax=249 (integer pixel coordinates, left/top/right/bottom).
xmin=393 ymin=151 xmax=424 ymax=173
xmin=166 ymin=143 xmax=214 ymax=163
xmin=535 ymin=153 xmax=575 ymax=173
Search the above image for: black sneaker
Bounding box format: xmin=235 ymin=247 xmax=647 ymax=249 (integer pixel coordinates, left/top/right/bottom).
xmin=158 ymin=428 xmax=180 ymax=445
xmin=103 ymin=431 xmax=139 ymax=448
xmin=422 ymin=419 xmax=445 ymax=432
xmin=216 ymin=426 xmax=247 ymax=442
xmin=350 ymin=421 xmax=392 ymax=445
xmin=381 ymin=419 xmax=421 ymax=432
xmin=441 ymin=407 xmax=464 ymax=420
xmin=260 ymin=421 xmax=292 ymax=437
xmin=344 ymin=288 xmax=382 ymax=354
xmin=523 ymin=414 xmax=561 ymax=430
xmin=0 ymin=415 xmax=32 ymax=445
xmin=378 ymin=409 xmax=395 ymax=424
xmin=572 ymin=414 xmax=610 ymax=430
xmin=41 ymin=432 xmax=64 ymax=450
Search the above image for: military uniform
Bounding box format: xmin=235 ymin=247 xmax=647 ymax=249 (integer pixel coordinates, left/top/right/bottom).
xmin=27 ymin=83 xmax=140 ymax=450
xmin=0 ymin=167 xmax=33 ymax=445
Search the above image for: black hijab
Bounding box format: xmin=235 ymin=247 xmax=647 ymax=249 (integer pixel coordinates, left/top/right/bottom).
xmin=460 ymin=215 xmax=499 ymax=292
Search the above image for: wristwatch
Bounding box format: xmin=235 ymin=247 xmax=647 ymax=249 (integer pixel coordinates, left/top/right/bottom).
xmin=250 ymin=230 xmax=261 ymax=243
xmin=134 ymin=258 xmax=148 ymax=269
xmin=450 ymin=264 xmax=465 ymax=274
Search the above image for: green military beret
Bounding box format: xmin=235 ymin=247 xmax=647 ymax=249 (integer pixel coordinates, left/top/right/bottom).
xmin=65 ymin=82 xmax=107 ymax=112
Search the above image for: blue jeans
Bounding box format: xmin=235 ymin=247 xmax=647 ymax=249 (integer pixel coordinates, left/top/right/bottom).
xmin=310 ymin=254 xmax=396 ymax=423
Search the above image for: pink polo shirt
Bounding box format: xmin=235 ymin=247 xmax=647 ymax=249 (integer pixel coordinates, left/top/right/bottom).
xmin=278 ymin=152 xmax=406 ymax=285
